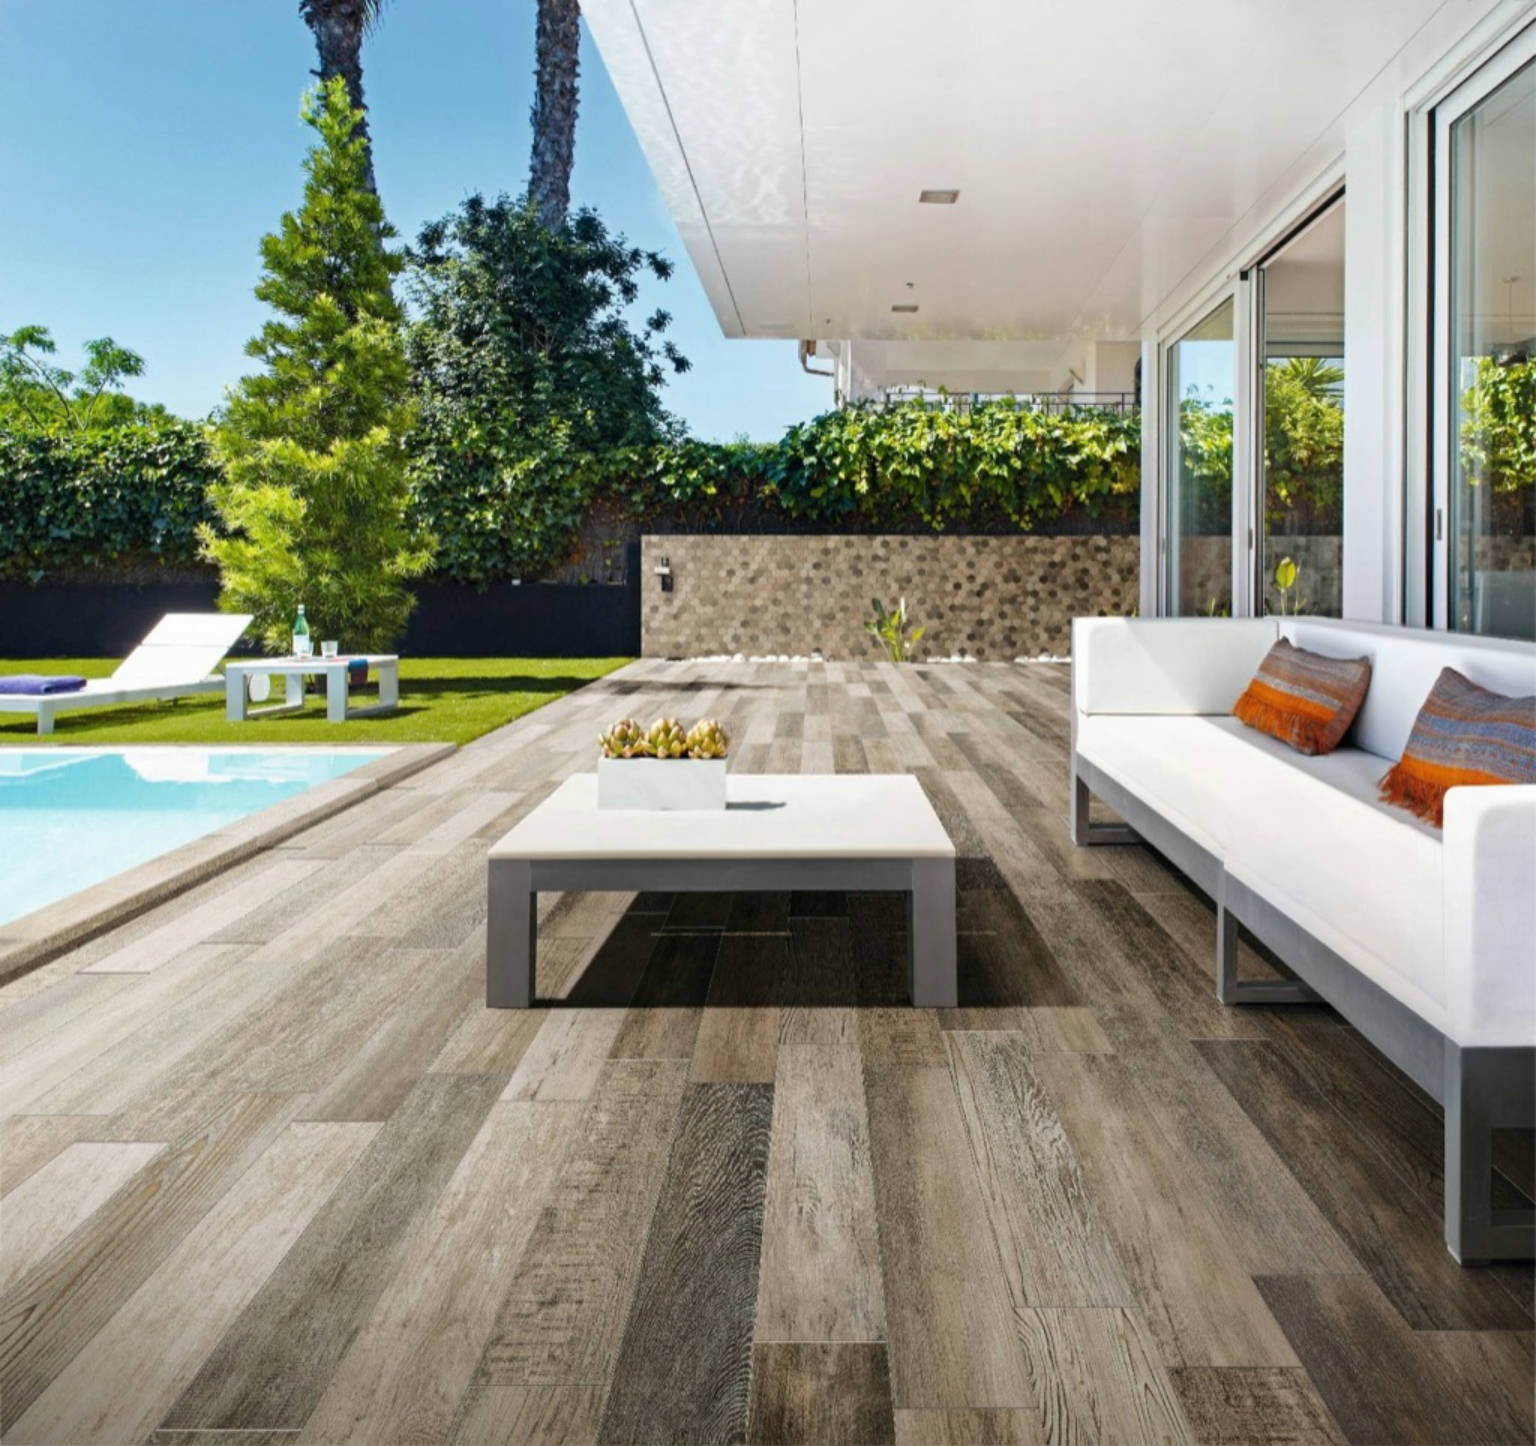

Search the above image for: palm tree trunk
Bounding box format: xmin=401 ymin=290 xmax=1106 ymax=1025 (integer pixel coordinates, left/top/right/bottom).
xmin=529 ymin=0 xmax=581 ymax=229
xmin=304 ymin=0 xmax=378 ymax=194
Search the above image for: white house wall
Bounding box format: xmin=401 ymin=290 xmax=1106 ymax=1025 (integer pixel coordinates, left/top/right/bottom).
xmin=1342 ymin=101 xmax=1406 ymax=625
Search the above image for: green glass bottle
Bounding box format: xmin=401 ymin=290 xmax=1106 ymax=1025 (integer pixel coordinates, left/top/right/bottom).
xmin=292 ymin=604 xmax=311 ymax=658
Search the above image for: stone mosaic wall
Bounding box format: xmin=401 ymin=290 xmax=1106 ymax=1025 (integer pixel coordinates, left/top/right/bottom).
xmin=641 ymin=533 xmax=1140 ymax=660
xmin=1178 ymin=534 xmax=1345 ymax=617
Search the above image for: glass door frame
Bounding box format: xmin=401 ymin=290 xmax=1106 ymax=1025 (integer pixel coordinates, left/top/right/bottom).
xmin=1427 ymin=22 xmax=1535 ymax=630
xmin=1243 ymin=190 xmax=1347 ymax=617
xmin=1157 ymin=283 xmax=1249 ymax=617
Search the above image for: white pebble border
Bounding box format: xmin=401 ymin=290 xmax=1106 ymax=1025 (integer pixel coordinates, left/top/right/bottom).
xmin=679 ymin=652 xmax=1062 ymax=665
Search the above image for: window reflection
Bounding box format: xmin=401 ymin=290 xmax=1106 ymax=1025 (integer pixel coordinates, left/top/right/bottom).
xmin=1260 ymin=203 xmax=1345 ymax=618
xmin=1449 ymin=59 xmax=1535 ymax=640
xmin=1167 ymin=299 xmax=1235 ymax=617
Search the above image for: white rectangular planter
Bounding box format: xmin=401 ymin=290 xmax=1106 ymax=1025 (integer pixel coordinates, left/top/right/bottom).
xmin=596 ymin=756 xmax=727 ymax=810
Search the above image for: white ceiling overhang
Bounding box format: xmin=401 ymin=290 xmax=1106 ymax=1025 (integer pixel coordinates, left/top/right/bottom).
xmin=584 ymin=0 xmax=1505 ymax=343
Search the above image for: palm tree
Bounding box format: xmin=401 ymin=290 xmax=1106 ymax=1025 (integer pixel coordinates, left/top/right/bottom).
xmin=297 ymin=0 xmax=386 ymax=194
xmin=529 ymin=0 xmax=580 ymax=228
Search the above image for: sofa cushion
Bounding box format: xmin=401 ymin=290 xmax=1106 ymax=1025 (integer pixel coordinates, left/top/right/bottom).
xmin=1379 ymin=667 xmax=1536 ymax=826
xmin=1233 ymin=638 xmax=1371 ymax=755
xmin=1223 ymin=798 xmax=1447 ymax=1039
xmin=1278 ymin=619 xmax=1536 ymax=760
xmin=1076 ymin=713 xmax=1447 ymax=1030
xmin=1076 ymin=713 xmax=1434 ymax=849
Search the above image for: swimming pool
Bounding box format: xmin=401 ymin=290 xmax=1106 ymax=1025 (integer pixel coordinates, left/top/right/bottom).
xmin=0 ymin=748 xmax=388 ymax=926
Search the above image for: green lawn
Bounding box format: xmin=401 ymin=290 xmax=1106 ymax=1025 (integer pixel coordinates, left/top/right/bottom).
xmin=0 ymin=657 xmax=631 ymax=747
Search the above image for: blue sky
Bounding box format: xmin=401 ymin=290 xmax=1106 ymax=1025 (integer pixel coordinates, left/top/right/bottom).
xmin=0 ymin=2 xmax=833 ymax=440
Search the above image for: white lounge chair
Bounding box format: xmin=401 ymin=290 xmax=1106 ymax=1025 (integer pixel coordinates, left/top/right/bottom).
xmin=0 ymin=612 xmax=253 ymax=735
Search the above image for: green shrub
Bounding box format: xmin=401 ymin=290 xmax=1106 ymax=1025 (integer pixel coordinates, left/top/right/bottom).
xmin=411 ymin=415 xmax=603 ymax=584
xmin=411 ymin=399 xmax=1141 ymax=586
xmin=0 ymin=419 xmax=217 ymax=580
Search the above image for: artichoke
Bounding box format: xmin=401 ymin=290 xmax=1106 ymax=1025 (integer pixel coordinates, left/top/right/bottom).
xmin=598 ymin=717 xmax=650 ymax=759
xmin=685 ymin=718 xmax=729 ymax=759
xmin=646 ymin=716 xmax=689 ymax=759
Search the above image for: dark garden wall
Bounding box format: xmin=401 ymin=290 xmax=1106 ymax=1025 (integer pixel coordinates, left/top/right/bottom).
xmin=0 ymin=561 xmax=640 ymax=660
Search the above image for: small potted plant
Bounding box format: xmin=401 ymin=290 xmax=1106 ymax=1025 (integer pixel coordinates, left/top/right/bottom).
xmin=597 ymin=716 xmax=730 ymax=810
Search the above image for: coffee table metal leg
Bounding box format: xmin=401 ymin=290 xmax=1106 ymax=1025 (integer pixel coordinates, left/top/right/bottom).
xmin=378 ymin=661 xmax=399 ymax=711
xmin=486 ymin=858 xmax=536 ymax=1007
xmin=908 ymin=856 xmax=958 ymax=1007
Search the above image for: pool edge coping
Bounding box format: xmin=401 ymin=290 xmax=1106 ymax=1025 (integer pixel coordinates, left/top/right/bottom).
xmin=0 ymin=742 xmax=455 ymax=986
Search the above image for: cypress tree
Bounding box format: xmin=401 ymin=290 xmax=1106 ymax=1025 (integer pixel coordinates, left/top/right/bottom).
xmin=204 ymin=76 xmax=429 ymax=654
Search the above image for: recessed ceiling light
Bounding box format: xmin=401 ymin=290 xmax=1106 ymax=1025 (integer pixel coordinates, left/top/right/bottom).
xmin=891 ymin=304 xmax=919 ymax=314
xmin=919 ymin=189 xmax=959 ymax=204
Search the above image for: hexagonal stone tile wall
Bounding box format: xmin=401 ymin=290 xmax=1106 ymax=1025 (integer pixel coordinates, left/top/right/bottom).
xmin=641 ymin=534 xmax=1141 ymax=660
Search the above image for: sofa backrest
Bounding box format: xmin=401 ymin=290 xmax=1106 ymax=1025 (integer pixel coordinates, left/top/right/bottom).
xmin=1073 ymin=617 xmax=1278 ymax=715
xmin=1279 ymin=618 xmax=1536 ymax=761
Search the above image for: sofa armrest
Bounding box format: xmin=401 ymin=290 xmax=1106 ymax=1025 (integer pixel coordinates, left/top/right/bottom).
xmin=1072 ymin=617 xmax=1277 ymax=717
xmin=1443 ymin=784 xmax=1536 ymax=1048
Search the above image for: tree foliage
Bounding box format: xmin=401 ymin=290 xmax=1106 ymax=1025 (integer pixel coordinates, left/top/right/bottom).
xmin=0 ymin=325 xmax=166 ymax=432
xmin=203 ymin=77 xmax=429 ymax=653
xmin=405 ymin=195 xmax=689 ymax=582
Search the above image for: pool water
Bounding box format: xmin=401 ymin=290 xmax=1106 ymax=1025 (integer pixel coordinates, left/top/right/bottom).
xmin=0 ymin=748 xmax=388 ymax=926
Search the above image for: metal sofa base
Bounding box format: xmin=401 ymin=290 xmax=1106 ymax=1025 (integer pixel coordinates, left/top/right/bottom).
xmin=1072 ymin=752 xmax=1535 ymax=1265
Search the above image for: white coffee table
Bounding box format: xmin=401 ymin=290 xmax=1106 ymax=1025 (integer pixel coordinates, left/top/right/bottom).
xmin=224 ymin=654 xmax=400 ymax=723
xmin=485 ymin=773 xmax=957 ymax=1008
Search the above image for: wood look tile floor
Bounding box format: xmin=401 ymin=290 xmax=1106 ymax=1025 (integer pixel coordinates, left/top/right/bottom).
xmin=2 ymin=660 xmax=1532 ymax=1446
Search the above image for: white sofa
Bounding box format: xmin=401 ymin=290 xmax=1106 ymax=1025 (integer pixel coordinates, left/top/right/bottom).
xmin=1070 ymin=615 xmax=1536 ymax=1264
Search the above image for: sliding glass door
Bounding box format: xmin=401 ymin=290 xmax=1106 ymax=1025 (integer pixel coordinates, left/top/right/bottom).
xmin=1435 ymin=39 xmax=1536 ymax=639
xmin=1255 ymin=202 xmax=1345 ymax=617
xmin=1165 ymin=298 xmax=1235 ymax=616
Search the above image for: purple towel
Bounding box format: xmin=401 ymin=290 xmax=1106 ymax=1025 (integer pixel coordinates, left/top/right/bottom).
xmin=0 ymin=674 xmax=88 ymax=696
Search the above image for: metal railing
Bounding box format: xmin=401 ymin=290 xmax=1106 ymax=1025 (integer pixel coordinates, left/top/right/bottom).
xmin=872 ymin=387 xmax=1139 ymax=415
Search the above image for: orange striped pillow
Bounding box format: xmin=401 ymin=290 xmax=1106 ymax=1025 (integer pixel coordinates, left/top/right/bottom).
xmin=1233 ymin=639 xmax=1372 ymax=756
xmin=1379 ymin=668 xmax=1536 ymax=826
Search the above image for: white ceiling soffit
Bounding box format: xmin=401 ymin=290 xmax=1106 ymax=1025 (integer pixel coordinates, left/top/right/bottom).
xmin=583 ymin=0 xmax=1502 ymax=343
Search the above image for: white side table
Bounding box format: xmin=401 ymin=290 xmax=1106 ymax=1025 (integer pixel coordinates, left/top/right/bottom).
xmin=224 ymin=655 xmax=400 ymax=723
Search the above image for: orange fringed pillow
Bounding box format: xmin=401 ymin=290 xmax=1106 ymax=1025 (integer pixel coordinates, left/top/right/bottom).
xmin=1379 ymin=668 xmax=1536 ymax=827
xmin=1233 ymin=639 xmax=1372 ymax=756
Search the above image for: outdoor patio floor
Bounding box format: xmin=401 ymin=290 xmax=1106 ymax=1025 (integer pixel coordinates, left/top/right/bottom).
xmin=1 ymin=659 xmax=1532 ymax=1446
